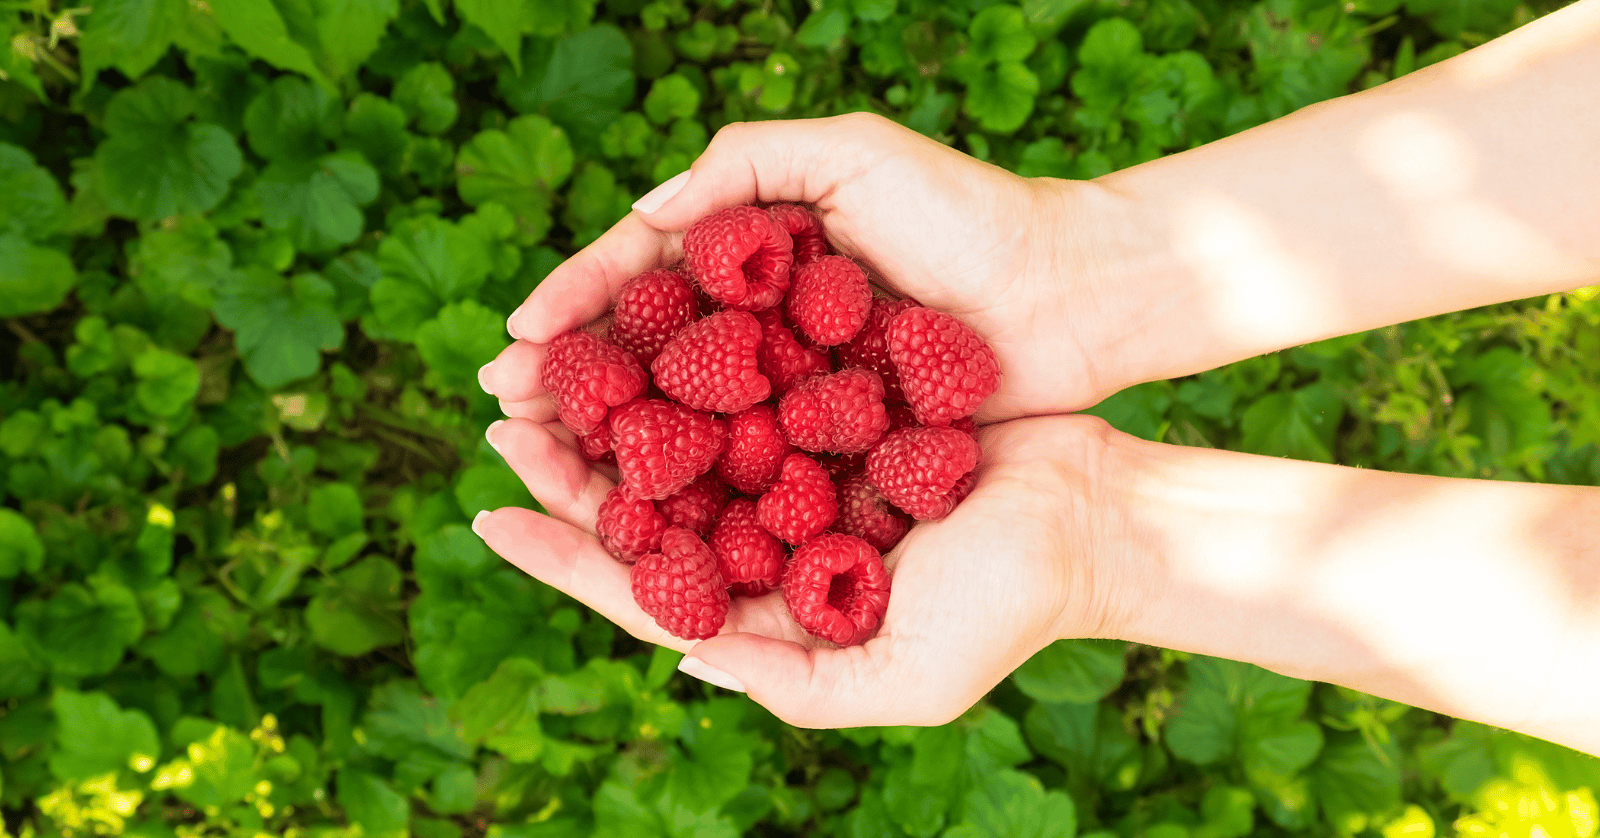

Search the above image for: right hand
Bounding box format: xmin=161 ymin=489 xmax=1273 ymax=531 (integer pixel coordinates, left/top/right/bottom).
xmin=488 ymin=113 xmax=1153 ymax=424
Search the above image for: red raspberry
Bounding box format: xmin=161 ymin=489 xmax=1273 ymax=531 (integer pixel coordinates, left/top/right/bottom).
xmin=631 ymin=527 xmax=729 ymax=640
xmin=839 ymin=298 xmax=918 ymax=403
xmin=866 ymin=427 xmax=980 ymax=520
xmin=541 ymin=331 xmax=648 ymax=435
xmin=778 ymin=369 xmax=890 ymax=454
xmin=610 ymin=399 xmax=728 ymax=500
xmin=888 ymin=307 xmax=1000 ymax=427
xmin=768 ymin=203 xmax=827 ymax=264
xmin=783 ymin=533 xmax=891 ymax=645
xmin=816 ymin=452 xmax=866 ymax=482
xmin=835 ymin=474 xmax=911 ymax=554
xmin=577 ymin=414 xmax=614 ymax=462
xmin=786 ymin=255 xmax=872 ymax=346
xmin=610 ymin=269 xmax=699 ymax=364
xmin=709 ymin=499 xmax=787 ymax=597
xmin=754 ymin=308 xmax=830 ymax=395
xmin=682 ymin=205 xmax=793 ymax=310
xmin=652 ymin=310 xmax=771 ymax=413
xmin=657 ymin=473 xmax=729 ymax=539
xmin=717 ymin=404 xmax=793 ymax=495
xmin=757 ymin=454 xmax=838 ymax=546
xmin=597 ymin=486 xmax=667 ymax=562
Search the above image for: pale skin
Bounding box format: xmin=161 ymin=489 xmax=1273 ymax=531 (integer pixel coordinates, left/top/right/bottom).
xmin=476 ymin=0 xmax=1600 ymax=755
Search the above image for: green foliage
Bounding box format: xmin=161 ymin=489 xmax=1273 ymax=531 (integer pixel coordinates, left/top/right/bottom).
xmin=0 ymin=0 xmax=1592 ymax=834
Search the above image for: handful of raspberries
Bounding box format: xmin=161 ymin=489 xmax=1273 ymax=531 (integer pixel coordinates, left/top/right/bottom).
xmin=540 ymin=203 xmax=999 ymax=645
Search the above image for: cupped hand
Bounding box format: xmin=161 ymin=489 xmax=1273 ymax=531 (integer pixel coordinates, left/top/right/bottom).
xmin=474 ymin=412 xmax=1127 ymax=728
xmin=481 ymin=113 xmax=1146 ymax=425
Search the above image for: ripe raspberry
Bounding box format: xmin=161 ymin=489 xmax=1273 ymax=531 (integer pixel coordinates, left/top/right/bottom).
xmin=787 ymin=255 xmax=872 ymax=346
xmin=657 ymin=473 xmax=729 ymax=539
xmin=610 ymin=399 xmax=728 ymax=500
xmin=717 ymin=404 xmax=793 ymax=495
xmin=768 ymin=203 xmax=827 ymax=264
xmin=610 ymin=269 xmax=699 ymax=364
xmin=682 ymin=205 xmax=793 ymax=310
xmin=631 ymin=527 xmax=729 ymax=640
xmin=597 ymin=485 xmax=667 ymax=562
xmin=783 ymin=533 xmax=891 ymax=646
xmin=835 ymin=474 xmax=911 ymax=554
xmin=839 ymin=298 xmax=918 ymax=403
xmin=652 ymin=310 xmax=771 ymax=413
xmin=757 ymin=454 xmax=839 ymax=546
xmin=866 ymin=427 xmax=980 ymax=520
xmin=709 ymin=499 xmax=786 ymax=597
xmin=578 ymin=421 xmax=615 ymax=463
xmin=541 ymin=331 xmax=648 ymax=435
xmin=778 ymin=369 xmax=890 ymax=454
xmin=816 ymin=452 xmax=866 ymax=482
xmin=754 ymin=308 xmax=830 ymax=395
xmin=888 ymin=307 xmax=1000 ymax=427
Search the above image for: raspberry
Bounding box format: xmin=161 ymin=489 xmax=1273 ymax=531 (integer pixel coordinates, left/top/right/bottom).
xmin=652 ymin=310 xmax=771 ymax=413
xmin=839 ymin=298 xmax=918 ymax=403
xmin=783 ymin=533 xmax=891 ymax=645
xmin=786 ymin=255 xmax=872 ymax=346
xmin=682 ymin=205 xmax=793 ymax=310
xmin=597 ymin=486 xmax=667 ymax=562
xmin=757 ymin=454 xmax=839 ymax=546
xmin=866 ymin=427 xmax=980 ymax=520
xmin=816 ymin=451 xmax=866 ymax=482
xmin=754 ymin=308 xmax=830 ymax=395
xmin=610 ymin=399 xmax=728 ymax=500
xmin=768 ymin=203 xmax=827 ymax=264
xmin=631 ymin=527 xmax=729 ymax=640
xmin=716 ymin=404 xmax=793 ymax=495
xmin=610 ymin=269 xmax=699 ymax=364
xmin=657 ymin=473 xmax=729 ymax=539
xmin=888 ymin=307 xmax=1000 ymax=427
xmin=834 ymin=474 xmax=911 ymax=554
xmin=577 ymin=418 xmax=614 ymax=462
xmin=541 ymin=331 xmax=648 ymax=435
xmin=709 ymin=499 xmax=787 ymax=597
xmin=778 ymin=369 xmax=890 ymax=454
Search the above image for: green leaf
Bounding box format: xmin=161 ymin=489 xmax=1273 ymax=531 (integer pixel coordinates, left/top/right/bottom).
xmin=128 ymin=215 xmax=230 ymax=308
xmin=213 ymin=267 xmax=344 ymax=389
xmin=415 ymin=300 xmax=512 ymax=393
xmin=1024 ymin=700 xmax=1142 ymax=791
xmin=342 ymin=93 xmax=410 ymax=171
xmin=454 ymin=0 xmax=532 ymax=72
xmin=164 ymin=723 xmax=257 ymax=807
xmin=963 ymin=61 xmax=1039 ymax=134
xmin=362 ymin=680 xmax=472 ymax=763
xmin=454 ymin=461 xmax=535 ymax=519
xmin=14 ymin=576 xmax=146 ymax=678
xmin=948 ymin=769 xmax=1077 ymax=838
xmin=500 ymin=25 xmax=634 ymax=140
xmin=414 ymin=524 xmax=496 ymax=582
xmin=305 ymin=0 xmax=399 ymax=81
xmin=48 ymin=689 xmax=160 ymax=781
xmin=256 ymin=152 xmax=380 ymax=252
xmin=1239 ymin=381 xmax=1344 ymax=463
xmin=451 ymin=657 xmax=545 ymax=761
xmin=308 ymin=482 xmax=365 ymax=538
xmin=0 ymin=232 xmax=78 ymax=317
xmin=305 ymin=556 xmax=405 ymax=656
xmin=1012 ymin=639 xmax=1127 ymax=704
xmin=1310 ymin=734 xmax=1402 ymax=831
xmin=139 ymin=587 xmax=239 ymax=676
xmin=338 ymin=768 xmax=410 ymax=838
xmin=394 ymin=61 xmax=458 ymax=134
xmin=1165 ymin=656 xmax=1322 ymax=777
xmin=206 ymin=0 xmax=332 ymax=87
xmin=132 ymin=346 xmax=201 ymax=417
xmin=456 ymin=114 xmax=572 ymax=246
xmin=795 ymin=6 xmax=848 ymax=48
xmin=1071 ymin=17 xmax=1147 ymax=111
xmin=0 ymin=508 xmax=45 ymax=579
xmin=369 ymin=215 xmax=496 ymax=340
xmin=969 ymin=5 xmax=1036 ymax=64
xmin=244 ymin=75 xmax=342 ymax=162
xmin=1196 ymin=785 xmax=1256 ymax=838
xmin=95 ymin=77 xmax=243 ymax=221
xmin=0 ymin=142 xmax=66 ymax=240
xmin=0 ymin=622 xmax=42 ymax=699
xmin=643 ymin=73 xmax=701 ymax=124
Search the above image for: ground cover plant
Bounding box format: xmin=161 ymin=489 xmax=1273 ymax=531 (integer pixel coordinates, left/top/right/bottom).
xmin=1 ymin=0 xmax=1598 ymax=834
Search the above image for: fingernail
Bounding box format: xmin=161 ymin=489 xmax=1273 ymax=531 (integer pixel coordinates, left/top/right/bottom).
xmin=471 ymin=510 xmax=490 ymax=538
xmin=485 ymin=420 xmax=504 ymax=455
xmin=478 ymin=361 xmax=494 ymax=394
xmin=678 ymin=656 xmax=745 ymax=692
xmin=506 ymin=305 xmax=525 ymax=341
xmin=633 ymin=169 xmax=691 ymax=214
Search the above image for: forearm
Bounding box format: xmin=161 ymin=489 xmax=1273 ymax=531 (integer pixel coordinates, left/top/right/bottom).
xmin=1090 ymin=0 xmax=1600 ymax=387
xmin=1100 ymin=433 xmax=1600 ymax=755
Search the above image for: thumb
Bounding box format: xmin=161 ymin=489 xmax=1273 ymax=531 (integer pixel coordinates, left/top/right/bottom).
xmin=679 ymin=629 xmax=975 ymax=729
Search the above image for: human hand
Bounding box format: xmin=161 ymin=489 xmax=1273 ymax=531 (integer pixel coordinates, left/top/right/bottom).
xmin=483 ymin=113 xmax=1157 ymax=424
xmin=473 ymin=413 xmax=1126 ymax=727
